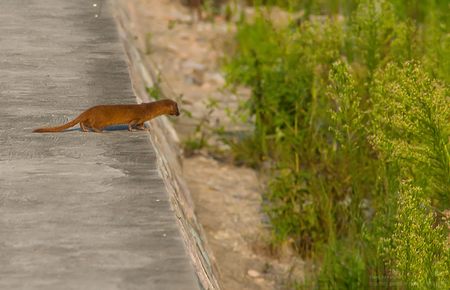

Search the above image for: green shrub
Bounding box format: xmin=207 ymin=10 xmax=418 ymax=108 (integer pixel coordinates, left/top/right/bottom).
xmin=391 ymin=180 xmax=449 ymax=289
xmin=222 ymin=0 xmax=450 ymax=287
xmin=316 ymin=239 xmax=368 ymax=289
xmin=371 ymin=62 xmax=450 ymax=206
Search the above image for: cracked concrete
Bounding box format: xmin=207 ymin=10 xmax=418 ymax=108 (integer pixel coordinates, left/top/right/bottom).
xmin=0 ymin=0 xmax=199 ymax=289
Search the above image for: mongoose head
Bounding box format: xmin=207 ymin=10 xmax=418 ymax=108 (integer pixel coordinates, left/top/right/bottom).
xmin=161 ymin=99 xmax=180 ymax=116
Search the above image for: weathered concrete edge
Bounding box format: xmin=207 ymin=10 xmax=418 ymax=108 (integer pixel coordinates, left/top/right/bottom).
xmin=112 ymin=3 xmax=221 ymax=290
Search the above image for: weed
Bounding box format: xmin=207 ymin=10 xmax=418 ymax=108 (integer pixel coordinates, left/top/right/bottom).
xmin=221 ymin=0 xmax=449 ymax=287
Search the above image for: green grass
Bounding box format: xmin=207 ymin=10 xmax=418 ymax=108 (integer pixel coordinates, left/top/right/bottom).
xmin=222 ymin=0 xmax=450 ymax=288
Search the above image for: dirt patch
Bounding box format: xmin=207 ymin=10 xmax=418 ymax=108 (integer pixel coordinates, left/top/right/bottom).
xmin=122 ymin=0 xmax=304 ymax=288
xmin=184 ymin=155 xmax=304 ymax=289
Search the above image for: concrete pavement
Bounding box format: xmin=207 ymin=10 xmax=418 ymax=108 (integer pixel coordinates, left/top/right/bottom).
xmin=0 ymin=0 xmax=199 ymax=289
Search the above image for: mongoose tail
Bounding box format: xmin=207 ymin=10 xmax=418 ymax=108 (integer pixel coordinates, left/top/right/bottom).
xmin=33 ymin=115 xmax=84 ymax=133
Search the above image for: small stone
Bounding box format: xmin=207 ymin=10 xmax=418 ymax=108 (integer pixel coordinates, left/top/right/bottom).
xmin=167 ymin=44 xmax=178 ymax=53
xmin=213 ymin=230 xmax=230 ymax=240
xmin=182 ymin=60 xmax=205 ymax=71
xmin=247 ymin=269 xmax=260 ymax=278
xmin=205 ymin=72 xmax=225 ymax=86
xmin=255 ymin=277 xmax=266 ymax=285
xmin=192 ymin=69 xmax=204 ymax=85
xmin=201 ymin=82 xmax=212 ymax=91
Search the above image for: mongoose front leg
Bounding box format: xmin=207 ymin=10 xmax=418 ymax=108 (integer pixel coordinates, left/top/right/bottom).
xmin=128 ymin=120 xmax=139 ymax=131
xmin=134 ymin=123 xmax=147 ymax=130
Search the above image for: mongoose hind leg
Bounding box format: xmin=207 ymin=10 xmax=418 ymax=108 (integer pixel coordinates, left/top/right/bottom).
xmin=81 ymin=120 xmax=100 ymax=132
xmin=91 ymin=126 xmax=103 ymax=133
xmin=80 ymin=122 xmax=89 ymax=132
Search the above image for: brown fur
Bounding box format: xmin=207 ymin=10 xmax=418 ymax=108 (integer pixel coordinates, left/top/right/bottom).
xmin=33 ymin=99 xmax=180 ymax=133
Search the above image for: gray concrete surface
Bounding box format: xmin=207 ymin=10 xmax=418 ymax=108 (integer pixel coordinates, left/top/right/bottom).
xmin=0 ymin=0 xmax=200 ymax=289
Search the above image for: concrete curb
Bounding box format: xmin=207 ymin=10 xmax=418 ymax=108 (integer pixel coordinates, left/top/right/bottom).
xmin=113 ymin=2 xmax=221 ymax=289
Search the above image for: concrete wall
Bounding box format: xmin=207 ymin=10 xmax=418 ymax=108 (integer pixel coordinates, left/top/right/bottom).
xmin=113 ymin=2 xmax=221 ymax=289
